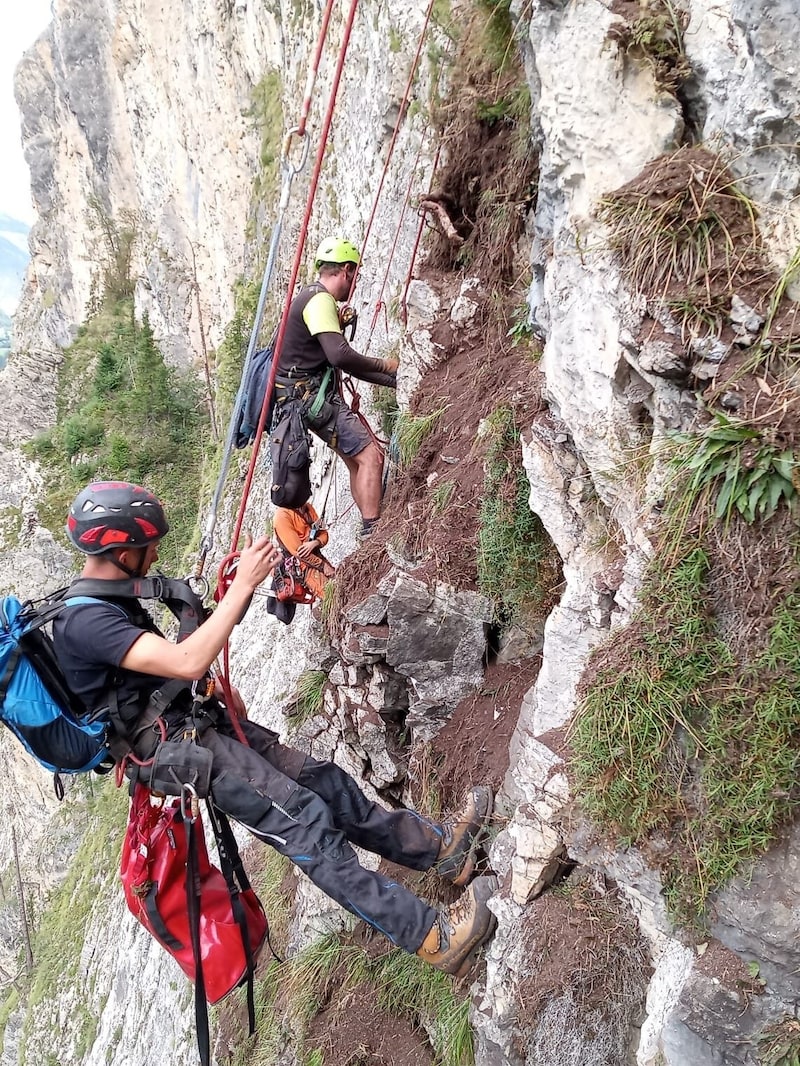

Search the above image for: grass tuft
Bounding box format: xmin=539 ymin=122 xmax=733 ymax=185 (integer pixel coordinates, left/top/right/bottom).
xmin=430 ymin=478 xmax=456 ymax=515
xmin=394 ymin=406 xmax=449 ymax=466
xmin=571 ymin=543 xmax=800 ymax=925
xmin=237 ymin=929 xmax=475 ymax=1066
xmin=284 ymin=669 xmax=328 ymax=724
xmin=759 ymin=1018 xmax=800 ymax=1066
xmin=600 ymin=147 xmax=766 ymax=345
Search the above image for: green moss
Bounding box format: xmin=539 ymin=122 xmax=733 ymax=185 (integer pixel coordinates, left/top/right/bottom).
xmin=573 ymin=546 xmax=800 ymax=925
xmin=0 ymin=506 xmax=23 ymax=550
xmin=477 ymin=406 xmax=552 ymax=626
xmin=248 ymin=70 xmax=284 ymax=209
xmin=0 ymin=987 xmax=20 ymax=1052
xmin=475 ymin=0 xmax=516 ymax=74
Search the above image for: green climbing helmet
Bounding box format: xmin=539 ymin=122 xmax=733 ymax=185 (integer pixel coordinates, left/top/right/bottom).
xmin=314 ymin=237 xmax=361 ymax=271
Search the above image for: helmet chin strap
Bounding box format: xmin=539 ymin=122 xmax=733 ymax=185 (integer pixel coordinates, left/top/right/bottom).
xmin=107 ymin=548 xmax=145 ymax=579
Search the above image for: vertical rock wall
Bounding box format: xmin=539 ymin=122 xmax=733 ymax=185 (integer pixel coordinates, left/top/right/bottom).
xmin=1 ymin=2 xmax=446 ymax=1064
xmin=1 ymin=0 xmax=799 ymax=1064
xmin=480 ymin=2 xmax=800 ymax=1064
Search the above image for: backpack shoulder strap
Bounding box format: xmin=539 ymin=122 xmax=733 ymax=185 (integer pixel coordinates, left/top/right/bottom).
xmin=67 ymin=576 xmax=208 ymax=642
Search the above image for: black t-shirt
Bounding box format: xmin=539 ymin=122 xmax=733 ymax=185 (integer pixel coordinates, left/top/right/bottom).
xmin=52 ymin=598 xmax=167 ymax=717
xmin=279 ymin=284 xmax=396 ymax=386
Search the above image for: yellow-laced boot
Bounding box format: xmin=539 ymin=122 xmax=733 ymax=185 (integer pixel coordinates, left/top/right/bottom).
xmin=416 ymin=874 xmax=498 ymax=976
xmin=435 ymin=786 xmax=493 ymax=887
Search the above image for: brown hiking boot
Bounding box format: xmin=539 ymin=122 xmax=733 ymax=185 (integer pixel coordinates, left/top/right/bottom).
xmin=416 ymin=874 xmax=498 ymax=976
xmin=435 ymin=786 xmax=493 ymax=887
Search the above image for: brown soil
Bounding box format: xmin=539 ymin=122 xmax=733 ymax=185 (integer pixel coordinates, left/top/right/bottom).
xmin=418 ymin=657 xmax=541 ymax=815
xmin=425 ymin=9 xmax=537 ymax=287
xmin=515 ymin=872 xmax=650 ymax=1028
xmin=333 ymin=285 xmax=546 ymax=621
xmin=304 ymin=978 xmax=435 ymax=1066
xmin=693 ymin=938 xmax=766 ymax=998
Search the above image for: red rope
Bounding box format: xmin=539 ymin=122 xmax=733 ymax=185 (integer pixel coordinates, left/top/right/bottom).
xmin=347 ymin=0 xmax=437 ymax=304
xmin=229 ymin=0 xmax=362 ymax=554
xmin=363 ymin=128 xmax=431 ymax=353
xmin=297 ymin=0 xmax=336 ymax=138
xmin=400 ymin=142 xmax=443 ymax=324
xmin=208 ymin=0 xmax=360 ymax=741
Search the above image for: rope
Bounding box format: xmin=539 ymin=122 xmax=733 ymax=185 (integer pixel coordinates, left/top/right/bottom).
xmin=195 ymin=0 xmax=336 ymax=578
xmin=347 ymin=0 xmax=437 ymax=304
xmin=312 ymin=458 xmax=337 ymax=531
xmin=228 ymin=0 xmax=363 ymax=557
xmin=297 ymin=0 xmax=336 ymax=138
xmin=195 ymin=0 xmax=342 ymax=745
xmin=363 ymin=124 xmax=433 ymax=354
xmin=196 ymin=136 xmax=308 ymax=578
xmin=401 ymin=141 xmax=443 ymax=325
xmin=334 ymin=0 xmax=437 ymax=440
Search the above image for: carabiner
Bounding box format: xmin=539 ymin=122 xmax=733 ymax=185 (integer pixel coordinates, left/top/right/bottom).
xmin=181 ymin=782 xmax=200 ymax=822
xmin=187 ymin=572 xmax=210 ymax=599
xmin=191 ymin=677 xmax=215 ymax=702
xmin=281 ymin=126 xmax=310 ymax=177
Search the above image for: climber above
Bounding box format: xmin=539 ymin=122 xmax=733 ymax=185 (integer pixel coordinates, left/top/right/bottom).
xmin=54 ymin=481 xmax=499 ymax=976
xmin=275 ymin=237 xmax=398 ymax=539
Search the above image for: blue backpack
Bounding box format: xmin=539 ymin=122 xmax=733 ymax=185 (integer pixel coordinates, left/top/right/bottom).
xmin=0 ymin=594 xmax=112 ymax=777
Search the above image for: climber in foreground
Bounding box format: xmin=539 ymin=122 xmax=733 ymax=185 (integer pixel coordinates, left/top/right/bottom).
xmin=54 ymin=481 xmax=498 ymax=975
xmin=276 ymin=237 xmax=398 ymax=539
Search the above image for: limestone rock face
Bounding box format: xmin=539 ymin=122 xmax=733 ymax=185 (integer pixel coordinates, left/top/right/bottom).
xmin=1 ymin=0 xmax=443 ymax=1062
xmin=2 ymin=0 xmax=800 ymax=1063
xmin=482 ymin=1 xmax=800 ymax=1064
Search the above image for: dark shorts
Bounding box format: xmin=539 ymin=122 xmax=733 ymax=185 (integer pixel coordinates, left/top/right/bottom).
xmin=311 ymin=391 xmax=371 ymax=457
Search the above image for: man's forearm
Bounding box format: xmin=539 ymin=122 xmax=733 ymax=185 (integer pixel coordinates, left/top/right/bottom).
xmin=317 ymin=333 xmax=397 ymax=385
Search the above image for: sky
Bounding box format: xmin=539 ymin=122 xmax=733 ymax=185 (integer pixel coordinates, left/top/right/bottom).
xmin=1 ymin=0 xmax=54 ymax=223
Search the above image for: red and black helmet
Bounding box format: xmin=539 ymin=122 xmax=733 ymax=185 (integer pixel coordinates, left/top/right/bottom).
xmin=66 ymin=481 xmax=169 ymax=555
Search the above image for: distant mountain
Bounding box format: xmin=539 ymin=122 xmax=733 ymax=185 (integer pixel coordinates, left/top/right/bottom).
xmin=0 ymin=213 xmax=30 ymax=236
xmin=0 ymin=215 xmax=29 ymax=316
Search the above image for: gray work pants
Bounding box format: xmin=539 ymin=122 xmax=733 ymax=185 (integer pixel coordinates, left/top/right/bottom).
xmin=199 ymin=718 xmax=440 ymax=953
